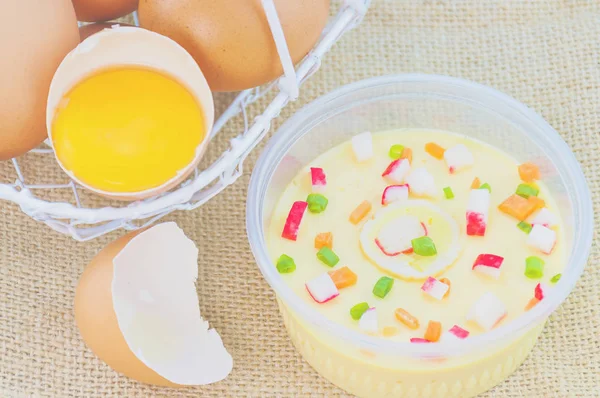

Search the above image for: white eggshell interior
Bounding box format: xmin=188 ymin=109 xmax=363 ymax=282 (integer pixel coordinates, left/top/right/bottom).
xmin=46 ymin=26 xmax=214 ymax=198
xmin=111 ymin=222 xmax=233 ymax=385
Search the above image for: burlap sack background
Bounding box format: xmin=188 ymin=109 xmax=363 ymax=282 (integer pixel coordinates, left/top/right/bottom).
xmin=1 ymin=1 xmax=598 ymax=397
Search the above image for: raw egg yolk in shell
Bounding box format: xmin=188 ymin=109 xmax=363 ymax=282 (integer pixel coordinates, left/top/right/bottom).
xmin=51 ymin=67 xmax=206 ymax=195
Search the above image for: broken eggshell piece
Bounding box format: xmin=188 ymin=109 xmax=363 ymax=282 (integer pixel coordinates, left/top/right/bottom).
xmin=75 ymin=223 xmax=233 ymax=386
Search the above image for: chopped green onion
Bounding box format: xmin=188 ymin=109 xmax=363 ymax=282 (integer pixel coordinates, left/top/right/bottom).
xmin=550 ymin=273 xmax=562 ymax=283
xmin=276 ymin=254 xmax=296 ymax=274
xmin=480 ymin=182 xmax=491 ymax=193
xmin=317 ymin=246 xmax=339 ymax=267
xmin=517 ymin=221 xmax=533 ymax=234
xmin=350 ymin=302 xmax=370 ymax=320
xmin=443 ymin=186 xmax=454 ymax=199
xmin=306 ymin=193 xmax=328 ymax=213
xmin=515 ymin=183 xmax=539 ymax=199
xmin=389 ymin=144 xmax=405 ymax=159
xmin=525 ymin=256 xmax=545 ymax=279
xmin=411 ymin=236 xmax=437 ymax=256
xmin=373 ymin=276 xmax=394 ymax=298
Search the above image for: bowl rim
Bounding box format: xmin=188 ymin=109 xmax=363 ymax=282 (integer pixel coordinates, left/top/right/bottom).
xmin=246 ymin=73 xmax=594 ymax=357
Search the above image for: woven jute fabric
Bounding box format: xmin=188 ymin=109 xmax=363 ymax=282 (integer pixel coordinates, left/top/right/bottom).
xmin=1 ymin=1 xmax=599 ymax=397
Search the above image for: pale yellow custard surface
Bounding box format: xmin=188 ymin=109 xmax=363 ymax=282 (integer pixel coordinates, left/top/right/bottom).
xmin=266 ymin=129 xmax=565 ymax=341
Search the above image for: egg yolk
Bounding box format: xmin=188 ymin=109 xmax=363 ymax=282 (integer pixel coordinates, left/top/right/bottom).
xmin=52 ymin=67 xmax=206 ymax=194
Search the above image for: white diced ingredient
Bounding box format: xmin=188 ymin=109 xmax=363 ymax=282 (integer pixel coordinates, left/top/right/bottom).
xmin=351 ymin=131 xmax=373 ymax=162
xmin=527 ymin=224 xmax=557 ymax=254
xmin=467 ymin=189 xmax=490 ymax=215
xmin=444 ymin=144 xmax=475 ymax=173
xmin=305 ymin=273 xmax=339 ymax=303
xmin=406 ymin=168 xmax=436 ymax=197
xmin=467 ymin=292 xmax=507 ymax=330
xmin=359 ymin=308 xmax=378 ymax=333
xmin=530 ymin=208 xmax=558 ymax=227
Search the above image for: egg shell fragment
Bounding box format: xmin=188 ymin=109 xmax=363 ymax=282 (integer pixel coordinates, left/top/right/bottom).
xmin=444 ymin=144 xmax=474 ymax=173
xmin=75 ymin=223 xmax=233 ymax=387
xmin=352 ymin=131 xmax=373 ymax=162
xmin=406 ymin=168 xmax=437 ymax=197
xmin=527 ymin=224 xmax=557 ymax=254
xmin=112 ymin=223 xmax=233 ymax=385
xmin=382 ymin=159 xmax=411 ymax=184
xmin=467 ymin=292 xmax=507 ymax=331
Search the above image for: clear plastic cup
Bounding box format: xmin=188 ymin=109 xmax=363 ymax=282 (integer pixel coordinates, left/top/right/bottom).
xmin=246 ymin=75 xmax=593 ymax=397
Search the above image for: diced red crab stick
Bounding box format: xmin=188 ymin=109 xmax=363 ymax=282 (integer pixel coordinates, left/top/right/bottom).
xmin=527 ymin=224 xmax=557 ymax=254
xmin=352 ymin=131 xmax=373 ymax=162
xmin=472 ymin=254 xmax=504 ymax=279
xmin=421 ymin=276 xmax=449 ymax=300
xmin=375 ymin=217 xmax=427 ymax=256
xmin=281 ymin=201 xmax=308 ymax=241
xmin=381 ymin=184 xmax=409 ymax=205
xmin=444 ymin=144 xmax=474 ymax=174
xmin=305 ymin=273 xmax=339 ymax=304
xmin=530 ymin=208 xmax=557 ymax=227
xmin=310 ymin=167 xmax=327 ymax=192
xmin=535 ymin=283 xmax=551 ymax=301
xmin=410 ymin=338 xmax=432 ymax=343
xmin=446 ymin=325 xmax=470 ymax=340
xmin=467 ymin=292 xmax=507 ymax=331
xmin=466 ymin=189 xmax=490 ymax=236
xmin=382 ymin=159 xmax=410 ymax=184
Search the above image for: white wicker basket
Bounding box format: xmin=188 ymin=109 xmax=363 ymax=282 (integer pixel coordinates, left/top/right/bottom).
xmin=0 ymin=0 xmax=369 ymax=241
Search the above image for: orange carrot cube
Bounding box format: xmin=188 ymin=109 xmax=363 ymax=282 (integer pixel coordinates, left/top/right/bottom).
xmin=498 ymin=194 xmax=538 ymax=221
xmin=425 ymin=320 xmax=442 ymax=342
xmin=470 ymin=177 xmax=481 ymax=189
xmin=518 ymin=162 xmax=540 ymax=183
xmin=425 ymin=142 xmax=445 ymax=159
xmin=439 ymin=277 xmax=451 ymax=298
xmin=525 ymin=297 xmax=540 ymax=311
xmin=349 ymin=200 xmax=372 ymax=224
xmin=314 ymin=232 xmax=333 ymax=249
xmin=382 ymin=326 xmax=398 ymax=337
xmin=328 ymin=266 xmax=357 ymax=289
xmin=400 ymin=147 xmax=413 ymax=163
xmin=394 ymin=308 xmax=419 ymax=330
xmin=528 ymin=196 xmax=545 ymax=211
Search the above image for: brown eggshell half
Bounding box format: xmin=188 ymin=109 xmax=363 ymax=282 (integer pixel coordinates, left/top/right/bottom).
xmin=47 ymin=26 xmax=214 ymax=201
xmin=74 ymin=228 xmax=179 ymax=387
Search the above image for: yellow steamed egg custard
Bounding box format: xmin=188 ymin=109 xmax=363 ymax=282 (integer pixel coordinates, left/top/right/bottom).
xmin=51 ymin=66 xmax=206 ymax=194
xmin=267 ymin=129 xmax=564 ymax=343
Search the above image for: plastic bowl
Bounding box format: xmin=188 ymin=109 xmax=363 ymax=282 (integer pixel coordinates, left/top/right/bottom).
xmin=246 ymin=74 xmax=593 ymax=397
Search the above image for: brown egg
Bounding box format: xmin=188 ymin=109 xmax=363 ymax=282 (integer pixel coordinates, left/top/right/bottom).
xmin=79 ymin=22 xmax=133 ymax=41
xmin=72 ymin=0 xmax=138 ymax=22
xmin=139 ymin=0 xmax=330 ymax=91
xmin=74 ymin=228 xmax=177 ymax=387
xmin=0 ymin=1 xmax=79 ymax=160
